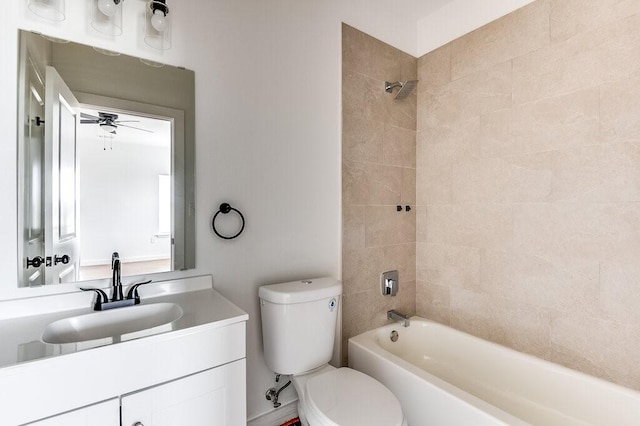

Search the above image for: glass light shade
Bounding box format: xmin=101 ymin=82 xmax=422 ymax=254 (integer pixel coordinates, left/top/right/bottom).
xmin=144 ymin=1 xmax=171 ymax=50
xmin=97 ymin=0 xmax=117 ymax=16
xmin=27 ymin=0 xmax=65 ymax=21
xmin=100 ymin=123 xmax=117 ymax=133
xmin=91 ymin=0 xmax=123 ymax=36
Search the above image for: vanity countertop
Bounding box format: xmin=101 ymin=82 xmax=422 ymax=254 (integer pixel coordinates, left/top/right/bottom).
xmin=0 ymin=278 xmax=247 ymax=369
xmin=0 ymin=275 xmax=249 ymax=425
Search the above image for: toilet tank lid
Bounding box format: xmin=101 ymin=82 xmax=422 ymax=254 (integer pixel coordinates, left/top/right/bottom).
xmin=259 ymin=277 xmax=341 ymax=304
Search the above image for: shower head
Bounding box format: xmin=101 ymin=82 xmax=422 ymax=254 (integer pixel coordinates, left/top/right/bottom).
xmin=385 ymin=80 xmax=418 ymax=100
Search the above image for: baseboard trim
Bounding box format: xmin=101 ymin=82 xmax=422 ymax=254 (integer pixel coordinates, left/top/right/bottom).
xmin=247 ymin=400 xmax=298 ymax=426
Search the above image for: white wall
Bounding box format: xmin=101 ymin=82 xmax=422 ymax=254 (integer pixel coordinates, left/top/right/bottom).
xmin=78 ymin=129 xmax=170 ymax=265
xmin=416 ymin=0 xmax=535 ymax=56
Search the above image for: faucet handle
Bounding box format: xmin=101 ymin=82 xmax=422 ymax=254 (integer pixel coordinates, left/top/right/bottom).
xmin=126 ymin=280 xmax=153 ymax=304
xmin=80 ymin=287 xmax=109 ymax=311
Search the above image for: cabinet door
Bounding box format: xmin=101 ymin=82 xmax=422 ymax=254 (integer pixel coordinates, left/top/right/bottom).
xmin=121 ymin=359 xmax=246 ymax=426
xmin=24 ymin=398 xmax=119 ymax=426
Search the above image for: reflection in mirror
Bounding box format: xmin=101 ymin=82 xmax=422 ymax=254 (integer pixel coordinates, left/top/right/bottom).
xmin=17 ymin=30 xmax=195 ymax=288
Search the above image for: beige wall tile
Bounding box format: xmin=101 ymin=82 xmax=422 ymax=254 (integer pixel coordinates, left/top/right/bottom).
xmin=415 ymin=205 xmax=428 ymax=243
xmin=342 ymin=243 xmax=415 ymax=297
xmin=601 ymin=75 xmax=640 ymax=145
xmin=452 ymin=157 xmax=550 ymax=203
xmin=342 ymin=246 xmax=385 ymax=296
xmin=342 ymin=72 xmax=388 ymax=123
xmin=425 ymin=203 xmax=514 ymax=250
xmin=450 ymin=149 xmax=611 ymax=204
xmin=599 ymin=261 xmax=640 ymax=325
xmin=419 ymin=61 xmax=512 ymax=129
xmin=593 ymin=143 xmax=640 ymax=202
xmin=550 ymin=0 xmax=640 ymax=43
xmin=385 ymin=92 xmax=417 ymax=131
xmin=417 ymin=242 xmax=481 ymax=291
xmin=505 ymin=146 xmax=601 ymax=202
xmin=343 ymin=160 xmax=402 ymax=205
xmin=343 ymin=114 xmax=384 ymax=163
xmin=416 ymin=280 xmax=451 ymax=325
xmin=550 ymin=314 xmax=640 ymax=389
xmin=343 ymin=282 xmax=416 ymax=341
xmin=451 ymin=0 xmax=550 ymax=80
xmin=450 ymin=287 xmax=552 ymax=359
xmin=416 ymin=162 xmax=451 ymax=205
xmin=417 ymin=43 xmax=451 ymax=95
xmin=480 ymin=88 xmax=600 ymax=158
xmin=513 ymin=13 xmax=640 ymax=104
xmin=342 ymin=23 xmax=416 ymax=84
xmin=480 ymin=249 xmax=600 ymax=316
xmin=416 ymin=117 xmax=480 ymax=205
xmin=365 ymin=205 xmax=415 ymax=247
xmin=513 ymin=203 xmax=640 ymax=267
xmin=342 ymin=204 xmax=365 ymax=250
xmin=383 ymin=243 xmax=416 ymax=283
xmin=383 ymin=123 xmax=416 ymax=167
xmin=419 ymin=116 xmax=480 ymax=166
xmin=401 ymin=167 xmax=416 ymax=205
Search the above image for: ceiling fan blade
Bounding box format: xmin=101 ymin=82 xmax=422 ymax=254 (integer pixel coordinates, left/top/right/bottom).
xmin=114 ymin=120 xmax=140 ymax=123
xmin=118 ymin=123 xmax=154 ymax=133
xmin=80 ymin=119 xmax=100 ymax=124
xmin=81 ymin=112 xmax=101 ymax=120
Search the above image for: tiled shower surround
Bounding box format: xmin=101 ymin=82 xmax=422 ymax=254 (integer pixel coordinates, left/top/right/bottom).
xmin=341 ymin=24 xmax=417 ymax=362
xmin=343 ymin=0 xmax=640 ymax=390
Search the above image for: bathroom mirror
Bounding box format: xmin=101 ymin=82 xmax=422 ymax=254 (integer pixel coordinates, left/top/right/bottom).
xmin=16 ymin=30 xmax=195 ymax=287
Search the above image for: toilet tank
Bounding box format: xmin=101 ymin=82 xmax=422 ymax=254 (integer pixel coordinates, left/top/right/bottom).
xmin=259 ymin=277 xmax=342 ymax=375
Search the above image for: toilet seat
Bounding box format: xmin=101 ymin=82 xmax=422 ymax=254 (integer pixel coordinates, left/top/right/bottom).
xmin=303 ymin=368 xmax=405 ymax=426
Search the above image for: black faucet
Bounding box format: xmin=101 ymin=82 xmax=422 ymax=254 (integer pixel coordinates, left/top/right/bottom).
xmin=111 ymin=252 xmax=123 ymax=301
xmin=80 ymin=251 xmax=152 ymax=310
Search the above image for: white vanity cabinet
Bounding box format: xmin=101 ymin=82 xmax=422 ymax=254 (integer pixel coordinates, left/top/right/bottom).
xmin=121 ymin=359 xmax=246 ymax=426
xmin=0 ymin=280 xmax=249 ymax=426
xmin=27 ymin=360 xmax=246 ymax=426
xmin=26 ymin=399 xmax=120 ymax=426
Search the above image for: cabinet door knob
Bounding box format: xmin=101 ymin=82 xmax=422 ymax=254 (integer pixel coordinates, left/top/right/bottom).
xmin=133 ymin=422 xmax=144 ymax=426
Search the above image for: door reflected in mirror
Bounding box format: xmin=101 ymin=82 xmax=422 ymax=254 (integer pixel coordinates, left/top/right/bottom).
xmin=17 ymin=30 xmax=195 ymax=287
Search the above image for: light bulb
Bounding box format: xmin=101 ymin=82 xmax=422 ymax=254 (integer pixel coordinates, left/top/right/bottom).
xmin=150 ymin=9 xmax=168 ymax=32
xmin=97 ymin=0 xmax=117 ymax=17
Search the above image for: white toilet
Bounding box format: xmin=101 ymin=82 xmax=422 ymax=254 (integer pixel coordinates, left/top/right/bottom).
xmin=259 ymin=277 xmax=407 ymax=426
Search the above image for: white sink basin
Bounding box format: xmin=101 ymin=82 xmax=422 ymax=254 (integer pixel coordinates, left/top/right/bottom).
xmin=41 ymin=303 xmax=184 ymax=344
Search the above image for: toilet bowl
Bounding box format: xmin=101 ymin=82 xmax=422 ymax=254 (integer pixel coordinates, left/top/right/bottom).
xmin=293 ymin=365 xmax=406 ymax=426
xmin=259 ymin=278 xmax=407 ymax=426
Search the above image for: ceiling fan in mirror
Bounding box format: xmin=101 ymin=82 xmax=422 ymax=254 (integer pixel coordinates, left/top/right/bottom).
xmin=80 ymin=111 xmax=153 ymax=134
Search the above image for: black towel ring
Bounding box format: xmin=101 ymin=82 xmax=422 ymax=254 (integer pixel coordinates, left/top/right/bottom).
xmin=212 ymin=203 xmax=245 ymax=240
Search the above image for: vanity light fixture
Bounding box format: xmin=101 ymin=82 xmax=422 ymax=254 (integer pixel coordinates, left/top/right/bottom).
xmin=91 ymin=0 xmax=123 ymax=36
xmin=27 ymin=0 xmax=66 ymax=21
xmin=144 ymin=0 xmax=171 ymax=50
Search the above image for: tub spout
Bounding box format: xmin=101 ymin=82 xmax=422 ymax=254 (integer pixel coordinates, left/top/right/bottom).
xmin=387 ymin=310 xmax=410 ymax=327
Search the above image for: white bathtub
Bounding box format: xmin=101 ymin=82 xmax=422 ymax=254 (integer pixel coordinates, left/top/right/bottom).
xmin=349 ymin=317 xmax=640 ymax=426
